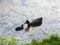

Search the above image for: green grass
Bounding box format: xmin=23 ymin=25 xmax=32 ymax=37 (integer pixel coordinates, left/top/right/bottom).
xmin=0 ymin=36 xmax=17 ymax=45
xmin=22 ymin=34 xmax=60 ymax=45
xmin=0 ymin=34 xmax=60 ymax=45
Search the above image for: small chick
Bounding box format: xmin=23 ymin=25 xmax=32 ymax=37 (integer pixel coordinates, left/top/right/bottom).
xmin=25 ymin=28 xmax=29 ymax=32
xmin=15 ymin=24 xmax=24 ymax=31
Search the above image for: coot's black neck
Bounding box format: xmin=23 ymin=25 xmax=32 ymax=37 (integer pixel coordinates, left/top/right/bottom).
xmin=25 ymin=20 xmax=30 ymax=29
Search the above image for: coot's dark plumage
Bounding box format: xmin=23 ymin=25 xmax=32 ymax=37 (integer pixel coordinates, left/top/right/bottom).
xmin=25 ymin=17 xmax=43 ymax=31
xmin=15 ymin=17 xmax=43 ymax=32
xmin=15 ymin=24 xmax=24 ymax=31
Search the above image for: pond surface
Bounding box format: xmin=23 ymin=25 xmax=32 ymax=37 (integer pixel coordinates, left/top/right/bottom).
xmin=0 ymin=0 xmax=60 ymax=42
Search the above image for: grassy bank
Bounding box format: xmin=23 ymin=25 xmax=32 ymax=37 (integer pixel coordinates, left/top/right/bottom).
xmin=0 ymin=34 xmax=60 ymax=45
xmin=22 ymin=34 xmax=60 ymax=45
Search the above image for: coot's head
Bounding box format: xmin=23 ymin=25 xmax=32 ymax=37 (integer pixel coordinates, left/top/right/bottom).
xmin=25 ymin=20 xmax=30 ymax=24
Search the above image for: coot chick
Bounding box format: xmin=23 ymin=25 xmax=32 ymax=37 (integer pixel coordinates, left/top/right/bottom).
xmin=15 ymin=24 xmax=24 ymax=31
xmin=24 ymin=17 xmax=43 ymax=31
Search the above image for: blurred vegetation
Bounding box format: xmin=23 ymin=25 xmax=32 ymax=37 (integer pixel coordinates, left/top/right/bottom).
xmin=0 ymin=34 xmax=60 ymax=45
xmin=0 ymin=36 xmax=17 ymax=45
xmin=22 ymin=34 xmax=60 ymax=45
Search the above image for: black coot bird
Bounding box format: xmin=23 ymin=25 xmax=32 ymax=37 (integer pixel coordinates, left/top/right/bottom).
xmin=15 ymin=24 xmax=24 ymax=31
xmin=24 ymin=17 xmax=43 ymax=31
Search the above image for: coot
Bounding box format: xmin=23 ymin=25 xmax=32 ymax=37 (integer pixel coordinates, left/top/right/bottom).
xmin=24 ymin=17 xmax=43 ymax=31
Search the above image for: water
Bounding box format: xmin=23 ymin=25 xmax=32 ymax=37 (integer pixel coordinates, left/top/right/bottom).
xmin=0 ymin=0 xmax=60 ymax=42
